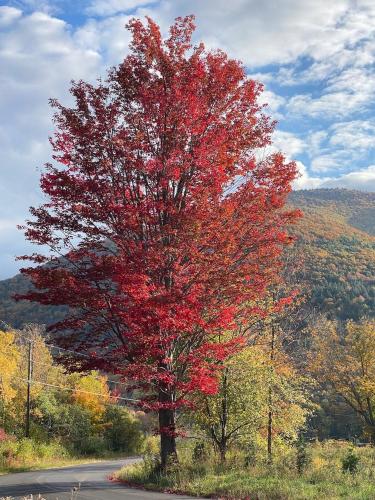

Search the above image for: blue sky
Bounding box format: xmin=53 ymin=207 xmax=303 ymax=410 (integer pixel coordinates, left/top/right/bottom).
xmin=0 ymin=0 xmax=375 ymax=278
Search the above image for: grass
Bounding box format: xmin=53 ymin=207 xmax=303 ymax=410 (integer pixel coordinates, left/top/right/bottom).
xmin=0 ymin=455 xmax=106 ymax=475
xmin=0 ymin=437 xmax=130 ymax=475
xmin=116 ymin=440 xmax=375 ymax=499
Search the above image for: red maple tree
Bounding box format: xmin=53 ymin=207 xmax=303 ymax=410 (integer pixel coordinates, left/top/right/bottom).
xmin=19 ymin=16 xmax=299 ymax=467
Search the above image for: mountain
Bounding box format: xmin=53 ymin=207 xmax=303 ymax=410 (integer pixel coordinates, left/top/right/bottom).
xmin=0 ymin=188 xmax=374 ymax=328
xmin=0 ymin=273 xmax=66 ymax=329
xmin=289 ymin=189 xmax=375 ymax=320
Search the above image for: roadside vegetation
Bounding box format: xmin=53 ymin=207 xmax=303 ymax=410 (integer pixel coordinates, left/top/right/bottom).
xmin=0 ymin=325 xmax=147 ymax=474
xmin=117 ymin=440 xmax=375 ymax=499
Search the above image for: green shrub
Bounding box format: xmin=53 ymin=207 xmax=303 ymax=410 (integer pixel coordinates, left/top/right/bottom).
xmin=142 ymin=435 xmax=159 ymax=455
xmin=37 ymin=441 xmax=69 ymax=460
xmin=55 ymin=404 xmax=93 ymax=452
xmin=244 ymin=441 xmax=257 ymax=467
xmin=104 ymin=405 xmax=145 ymax=453
xmin=79 ymin=435 xmax=106 ymax=456
xmin=296 ymin=437 xmax=310 ymax=474
xmin=16 ymin=438 xmax=35 ymax=463
xmin=192 ymin=441 xmax=207 ymax=462
xmin=0 ymin=437 xmax=71 ymax=470
xmin=342 ymin=447 xmax=360 ymax=474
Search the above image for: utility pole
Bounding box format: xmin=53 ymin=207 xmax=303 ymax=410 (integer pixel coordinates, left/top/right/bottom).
xmin=25 ymin=338 xmax=33 ymax=438
xmin=267 ymin=320 xmax=276 ymax=465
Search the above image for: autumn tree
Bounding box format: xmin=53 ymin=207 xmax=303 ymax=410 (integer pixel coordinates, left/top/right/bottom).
xmin=11 ymin=324 xmax=66 ymax=437
xmin=311 ymin=318 xmax=375 ymax=443
xmin=69 ymin=371 xmax=111 ymax=429
xmin=0 ymin=330 xmax=20 ymax=430
xmin=192 ymin=346 xmax=266 ymax=463
xmin=241 ymin=247 xmax=311 ymax=463
xmin=19 ymin=16 xmax=298 ymax=467
xmin=192 ymin=344 xmax=308 ymax=463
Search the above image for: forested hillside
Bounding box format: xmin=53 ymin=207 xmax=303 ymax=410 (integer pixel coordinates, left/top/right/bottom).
xmin=0 ymin=188 xmax=374 ymax=328
xmin=289 ymin=189 xmax=375 ymax=320
xmin=0 ymin=274 xmax=66 ymax=329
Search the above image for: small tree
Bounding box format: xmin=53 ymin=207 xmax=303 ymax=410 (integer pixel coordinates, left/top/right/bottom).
xmin=311 ymin=318 xmax=375 ymax=444
xmin=19 ymin=16 xmax=298 ymax=468
xmin=193 ymin=347 xmax=266 ymax=462
xmin=0 ymin=330 xmax=20 ymax=431
xmin=69 ymin=372 xmax=111 ymax=429
xmin=104 ymin=405 xmax=144 ymax=453
xmin=192 ymin=345 xmax=308 ymax=462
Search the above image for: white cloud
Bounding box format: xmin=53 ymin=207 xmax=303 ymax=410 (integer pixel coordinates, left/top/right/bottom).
xmin=305 ymin=120 xmax=375 ymax=173
xmin=320 ymin=165 xmax=375 ymax=191
xmin=87 ymin=0 xmax=158 ymax=16
xmin=0 ymin=9 xmax=102 ymax=278
xmin=329 ymin=120 xmax=375 ymax=150
xmin=277 ymin=2 xmax=375 ymax=86
xmin=0 ymin=6 xmax=22 ymax=26
xmin=310 ymin=154 xmax=342 ymax=173
xmin=272 ymin=130 xmax=306 ymax=158
xmin=293 ymin=164 xmax=375 ymax=192
xmin=287 ymin=60 xmax=375 ymax=117
xmin=306 ymin=130 xmax=328 ymax=157
xmin=74 ymin=14 xmax=132 ymax=65
xmin=134 ymin=0 xmax=352 ymax=67
xmin=293 ymin=161 xmax=325 ymax=190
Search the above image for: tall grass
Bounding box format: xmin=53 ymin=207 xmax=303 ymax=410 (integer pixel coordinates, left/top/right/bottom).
xmin=117 ymin=440 xmax=375 ymax=499
xmin=0 ymin=437 xmax=116 ymax=473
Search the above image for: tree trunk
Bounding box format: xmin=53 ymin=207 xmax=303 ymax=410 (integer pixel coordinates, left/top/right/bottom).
xmin=220 ymin=368 xmax=228 ymax=464
xmin=219 ymin=442 xmax=227 ymax=463
xmin=267 ymin=318 xmax=276 ymax=465
xmin=159 ymin=390 xmax=178 ymax=470
xmin=267 ymin=393 xmax=273 ymax=464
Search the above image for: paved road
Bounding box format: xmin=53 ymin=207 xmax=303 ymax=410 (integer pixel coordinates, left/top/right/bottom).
xmin=0 ymin=459 xmax=198 ymax=499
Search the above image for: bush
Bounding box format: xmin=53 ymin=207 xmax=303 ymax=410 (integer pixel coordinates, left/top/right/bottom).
xmin=342 ymin=447 xmax=360 ymax=474
xmin=15 ymin=438 xmax=35 ymax=463
xmin=37 ymin=441 xmax=69 ymax=460
xmin=79 ymin=435 xmax=106 ymax=456
xmin=244 ymin=441 xmax=257 ymax=467
xmin=104 ymin=405 xmax=145 ymax=453
xmin=55 ymin=404 xmax=93 ymax=453
xmin=192 ymin=441 xmax=207 ymax=462
xmin=0 ymin=437 xmax=71 ymax=470
xmin=0 ymin=439 xmax=17 ymax=468
xmin=296 ymin=437 xmax=310 ymax=474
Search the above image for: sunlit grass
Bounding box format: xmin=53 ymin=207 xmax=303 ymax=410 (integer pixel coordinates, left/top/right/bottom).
xmin=116 ymin=440 xmax=375 ymax=499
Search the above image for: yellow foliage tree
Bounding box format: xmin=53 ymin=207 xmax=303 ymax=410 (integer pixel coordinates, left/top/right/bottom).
xmin=193 ymin=345 xmax=309 ymax=462
xmin=11 ymin=325 xmax=65 ymax=429
xmin=0 ymin=330 xmax=21 ymax=420
xmin=311 ymin=318 xmax=375 ymax=443
xmin=69 ymin=372 xmax=111 ymax=428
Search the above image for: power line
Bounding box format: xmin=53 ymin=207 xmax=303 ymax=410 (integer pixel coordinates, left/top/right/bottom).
xmin=28 ymin=357 xmax=128 ymax=389
xmin=16 ymin=377 xmax=140 ymax=403
xmin=11 ymin=331 xmax=129 ymax=389
xmin=12 ymin=330 xmax=92 ymax=359
xmin=29 ymin=357 xmax=126 ymax=384
xmin=10 ymin=330 xmax=135 ymax=410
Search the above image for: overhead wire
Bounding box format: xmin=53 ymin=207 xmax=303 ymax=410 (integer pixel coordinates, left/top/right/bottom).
xmin=15 ymin=377 xmax=140 ymax=403
xmin=11 ymin=329 xmax=132 ymax=393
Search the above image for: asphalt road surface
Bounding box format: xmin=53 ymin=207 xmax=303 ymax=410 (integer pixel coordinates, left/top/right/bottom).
xmin=0 ymin=458 xmax=199 ymax=499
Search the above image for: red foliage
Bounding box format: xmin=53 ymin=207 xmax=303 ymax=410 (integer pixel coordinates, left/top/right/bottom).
xmin=18 ymin=16 xmax=298 ymax=442
xmin=0 ymin=428 xmax=11 ymax=442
